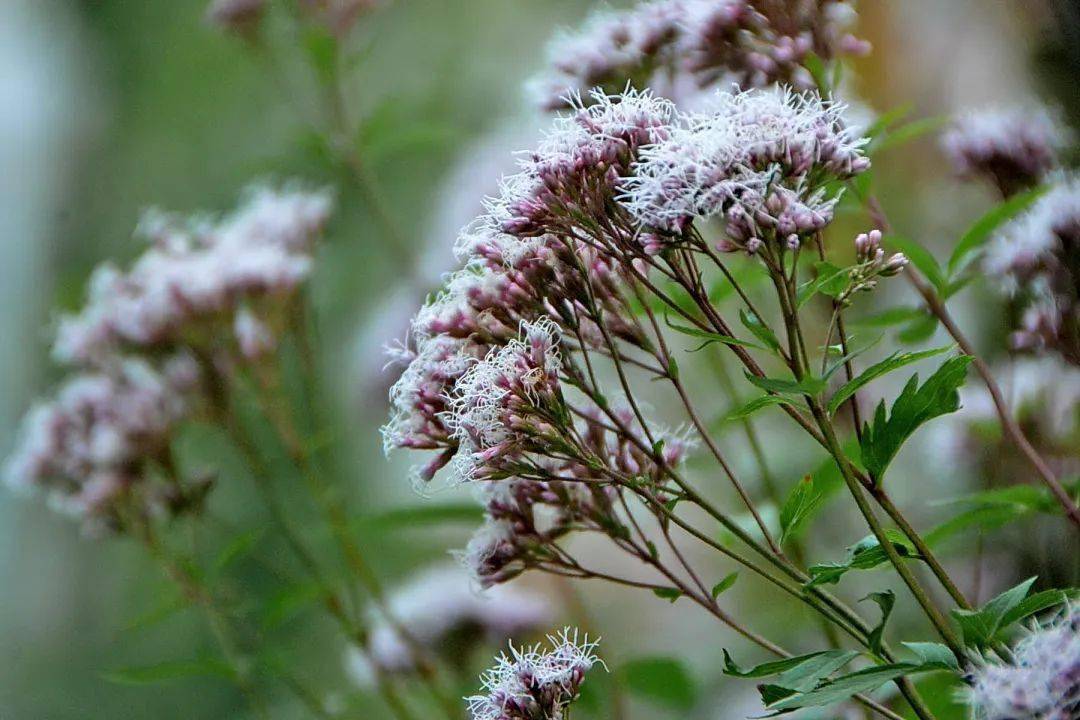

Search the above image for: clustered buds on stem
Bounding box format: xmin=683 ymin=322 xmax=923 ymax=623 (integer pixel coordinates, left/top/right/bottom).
xmin=983 ymin=177 xmax=1080 ymax=365
xmin=964 ymin=609 xmax=1080 ymax=720
xmin=941 ymin=105 xmax=1071 ymax=197
xmin=5 ymin=184 xmax=333 ymax=530
xmin=530 ymin=0 xmax=869 ymax=110
xmin=466 ymin=628 xmax=602 ymax=720
xmin=840 ymin=228 xmax=907 ymax=301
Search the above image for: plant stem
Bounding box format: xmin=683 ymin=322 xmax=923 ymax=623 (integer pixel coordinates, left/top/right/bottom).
xmin=863 ymin=194 xmax=1080 ymax=528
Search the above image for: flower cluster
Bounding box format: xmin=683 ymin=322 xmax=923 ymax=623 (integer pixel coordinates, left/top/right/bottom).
xmin=346 ymin=563 xmax=553 ymax=680
xmin=530 ymin=0 xmax=869 ymax=110
xmin=466 ymin=628 xmax=602 ymax=720
xmin=983 ymin=177 xmax=1080 ymax=365
xmin=964 ymin=609 xmax=1080 ymax=720
xmin=837 ymin=228 xmax=908 ymax=301
xmin=622 ymin=86 xmax=870 ymax=247
xmin=53 ymin=184 xmax=332 ymax=366
xmin=941 ymin=105 xmax=1071 ymax=197
xmin=6 ymin=184 xmax=332 ymax=530
xmin=3 ymin=355 xmax=202 ymax=532
xmin=383 ymin=90 xmax=674 ymax=484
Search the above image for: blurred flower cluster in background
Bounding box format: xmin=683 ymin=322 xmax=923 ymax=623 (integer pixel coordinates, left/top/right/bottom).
xmin=1 ymin=1 xmax=1079 ymax=719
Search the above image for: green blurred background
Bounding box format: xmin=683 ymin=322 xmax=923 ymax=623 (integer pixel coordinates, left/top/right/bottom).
xmin=1 ymin=1 xmax=1077 ymax=718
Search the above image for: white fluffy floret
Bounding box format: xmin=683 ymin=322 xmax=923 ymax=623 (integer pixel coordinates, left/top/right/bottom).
xmin=466 ymin=628 xmax=603 ymax=720
xmin=965 ymin=608 xmax=1080 ymax=720
xmin=621 ymin=86 xmax=868 ymax=232
xmin=984 ymin=177 xmax=1080 ymax=292
xmin=942 ymin=104 xmax=1071 ymax=187
xmin=3 ymin=357 xmax=196 ymax=523
xmin=445 ymin=318 xmax=563 ymax=483
xmin=52 ymin=184 xmax=332 ymax=365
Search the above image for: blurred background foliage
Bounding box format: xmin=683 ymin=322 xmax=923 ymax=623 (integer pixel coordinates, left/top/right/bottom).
xmin=1 ymin=1 xmax=1078 ymax=718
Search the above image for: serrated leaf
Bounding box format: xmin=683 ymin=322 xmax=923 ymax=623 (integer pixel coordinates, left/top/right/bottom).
xmin=826 ymin=345 xmax=954 ymax=414
xmin=999 ymin=589 xmax=1072 ymax=630
xmin=767 ymin=663 xmax=924 ymax=711
xmin=620 ymin=657 xmax=697 ymax=711
xmin=739 ymin=309 xmax=782 ymax=353
xmin=711 ymin=572 xmax=738 ymax=599
xmin=745 ymin=371 xmax=826 ymax=397
xmin=102 ymin=657 xmax=233 ymax=686
xmin=652 ymin=587 xmax=682 ymax=603
xmin=779 ymin=475 xmax=820 ymax=544
xmin=948 ymin=186 xmax=1049 ymax=274
xmin=887 ymin=235 xmax=947 ymax=292
xmin=951 ymin=577 xmax=1036 ymax=649
xmin=859 ymin=356 xmax=972 ymax=482
xmin=861 ymin=591 xmax=895 ymax=655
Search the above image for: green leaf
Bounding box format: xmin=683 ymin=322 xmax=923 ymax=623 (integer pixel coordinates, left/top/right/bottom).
xmin=872 ymin=115 xmax=948 ymax=153
xmin=897 ymin=313 xmax=940 ymax=344
xmin=864 ymin=103 xmax=914 ymax=142
xmin=999 ymin=589 xmax=1072 ymax=629
xmin=848 ymin=306 xmax=924 ymax=329
xmin=803 ymin=53 xmax=831 ymax=94
xmin=901 ymin=642 xmax=959 ymax=671
xmin=102 ymin=657 xmax=233 ymax=686
xmin=664 ymin=312 xmax=764 ymax=351
xmin=826 ymin=345 xmax=954 ymax=414
xmin=717 ymin=394 xmax=792 ymax=426
xmin=301 ymin=27 xmax=338 ymax=84
xmin=772 ymin=651 xmax=860 ymax=692
xmin=797 ymin=261 xmax=851 ymax=308
xmin=951 ymin=577 xmax=1037 ymax=649
xmin=767 ymin=663 xmax=924 ymax=710
xmin=861 ymin=591 xmax=895 ymax=655
xmin=711 ymin=572 xmax=739 ymax=599
xmin=887 ymin=235 xmax=948 ymax=292
xmin=652 ymin=587 xmax=682 ymax=603
xmin=807 ymin=531 xmax=920 ymax=587
xmin=779 ymin=475 xmax=821 ymax=544
xmin=620 ymin=657 xmax=697 ymax=711
xmin=739 ymin=309 xmax=782 ymax=353
xmin=213 ymin=528 xmax=266 ymax=574
xmin=124 ymin=592 xmax=190 ymax=634
xmin=745 ymin=371 xmax=826 ymax=397
xmin=356 ymin=503 xmax=484 ymax=533
xmin=859 ymin=356 xmax=973 ymax=482
xmin=722 ymin=649 xmax=837 ymax=679
xmin=948 ymin=186 xmax=1049 ymax=274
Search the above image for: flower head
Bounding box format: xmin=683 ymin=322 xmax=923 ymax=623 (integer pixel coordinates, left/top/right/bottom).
xmin=964 ymin=608 xmax=1080 ymax=720
xmin=4 ymin=356 xmax=200 ymax=531
xmin=446 ymin=319 xmax=564 ymax=484
xmin=466 ymin=628 xmax=603 ymax=720
xmin=52 ymin=184 xmax=332 ymax=366
xmin=942 ymin=105 xmax=1071 ymax=196
xmin=984 ymin=177 xmax=1080 ymax=363
xmin=622 ymin=86 xmax=869 ymax=239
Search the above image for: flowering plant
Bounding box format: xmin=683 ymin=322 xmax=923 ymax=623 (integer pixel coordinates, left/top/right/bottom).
xmin=7 ymin=2 xmax=1080 ymax=720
